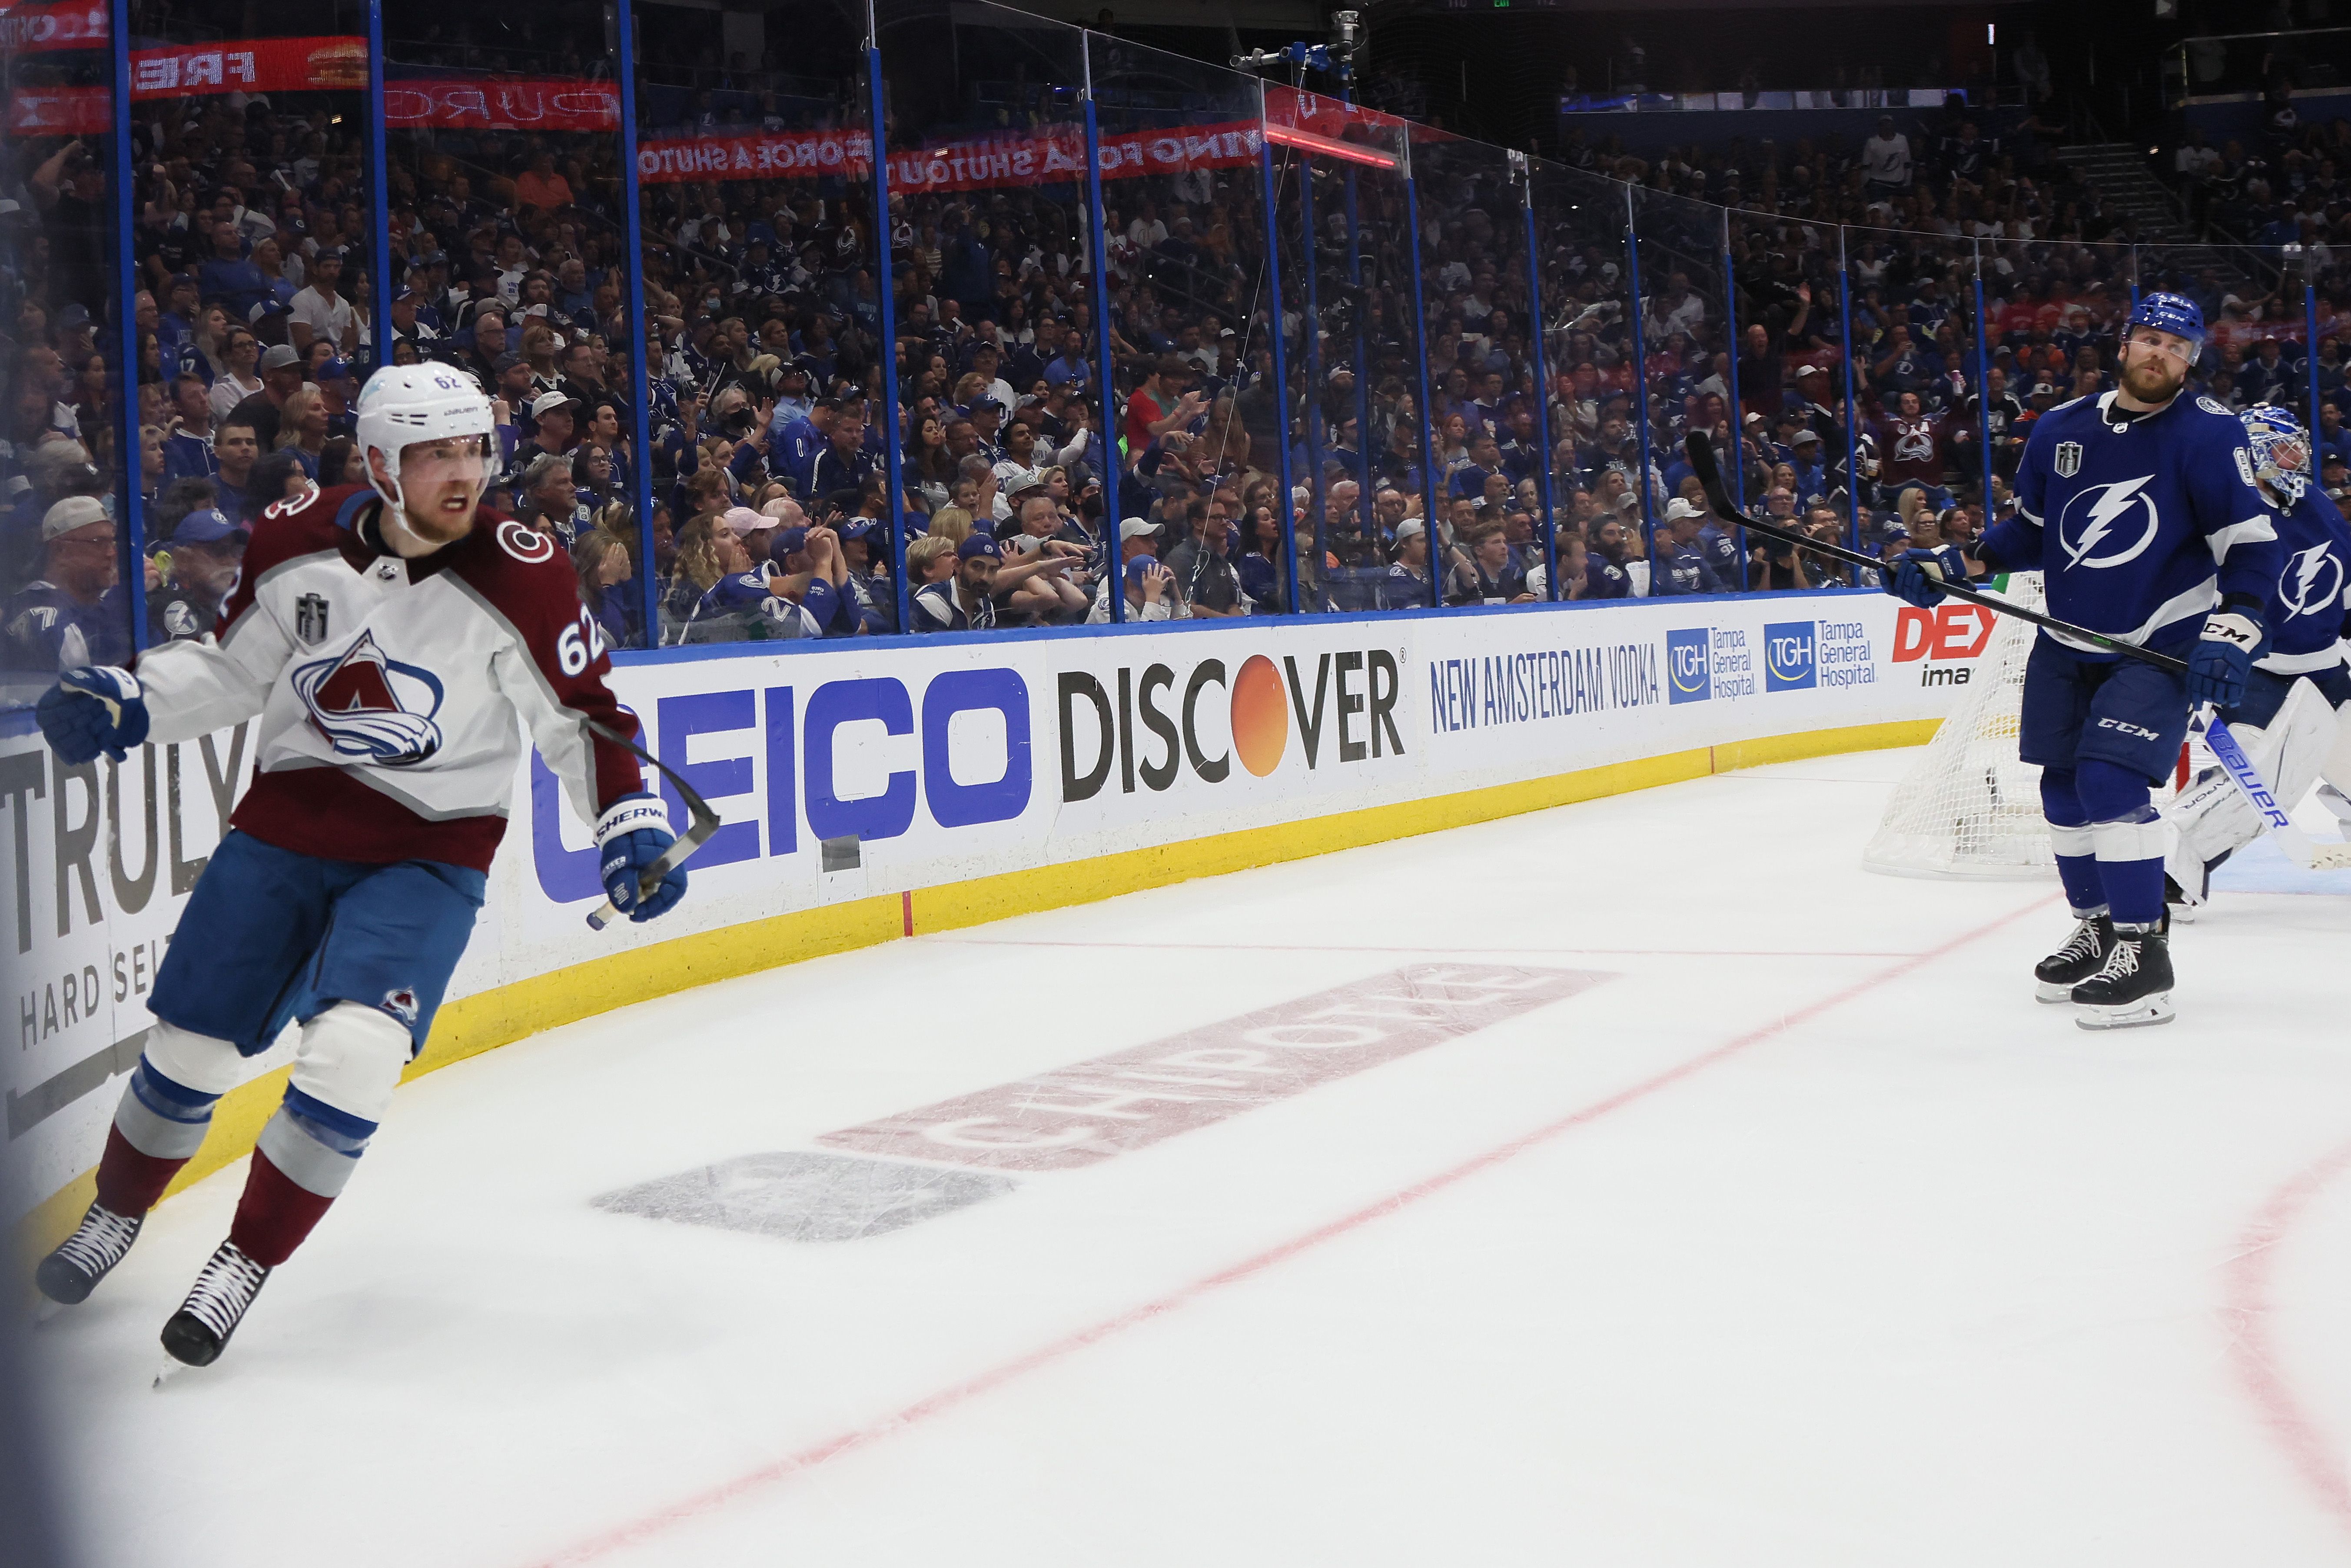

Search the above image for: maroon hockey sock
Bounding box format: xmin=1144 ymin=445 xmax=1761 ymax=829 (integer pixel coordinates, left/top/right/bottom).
xmin=93 ymin=1126 xmax=191 ymax=1216
xmin=227 ymin=1151 xmax=337 ymax=1268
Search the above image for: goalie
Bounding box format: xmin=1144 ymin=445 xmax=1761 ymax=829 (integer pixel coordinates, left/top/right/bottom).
xmin=2164 ymin=404 xmax=2351 ymax=906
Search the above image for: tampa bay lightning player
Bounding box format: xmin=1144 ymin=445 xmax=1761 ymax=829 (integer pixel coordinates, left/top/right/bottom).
xmin=2165 ymin=404 xmax=2351 ymax=905
xmin=1886 ymin=292 xmax=2283 ymax=1029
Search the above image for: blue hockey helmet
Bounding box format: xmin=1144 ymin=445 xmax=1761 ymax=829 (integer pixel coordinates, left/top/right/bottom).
xmin=2241 ymin=403 xmax=2311 ymax=504
xmin=2124 ymin=290 xmax=2207 ymax=351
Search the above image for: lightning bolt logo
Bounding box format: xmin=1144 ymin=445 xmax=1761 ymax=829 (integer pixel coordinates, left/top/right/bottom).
xmin=2278 ymin=543 xmax=2344 ymax=619
xmin=2059 ymin=476 xmax=2162 ymax=570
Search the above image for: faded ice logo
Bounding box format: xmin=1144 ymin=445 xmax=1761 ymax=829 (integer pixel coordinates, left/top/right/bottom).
xmin=293 ymin=630 xmax=447 ymax=765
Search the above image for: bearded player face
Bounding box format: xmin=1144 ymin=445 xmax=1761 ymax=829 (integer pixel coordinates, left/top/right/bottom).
xmin=2117 ymin=325 xmax=2196 ymax=406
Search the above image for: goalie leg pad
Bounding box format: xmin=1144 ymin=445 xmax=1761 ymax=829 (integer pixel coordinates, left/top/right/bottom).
xmin=2319 ymin=666 xmax=2351 ymax=812
xmin=2168 ymin=676 xmax=2339 ymax=883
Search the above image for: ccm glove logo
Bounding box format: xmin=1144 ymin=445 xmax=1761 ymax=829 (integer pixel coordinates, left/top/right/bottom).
xmin=2198 ymin=612 xmax=2262 ymax=649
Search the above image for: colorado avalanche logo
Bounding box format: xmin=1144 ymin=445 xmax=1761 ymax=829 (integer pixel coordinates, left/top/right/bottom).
xmin=292 ymin=630 xmax=446 ymax=766
xmin=2279 ymin=544 xmax=2345 ymax=621
xmin=2056 ymin=476 xmax=2162 ymax=570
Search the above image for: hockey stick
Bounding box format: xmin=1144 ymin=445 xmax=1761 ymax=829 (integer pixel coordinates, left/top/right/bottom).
xmin=2193 ymin=709 xmax=2351 ymax=871
xmin=1684 ymin=432 xmax=2189 ymax=675
xmin=1686 ymin=432 xmax=2351 ymax=874
xmin=582 ymin=717 xmax=722 ymax=931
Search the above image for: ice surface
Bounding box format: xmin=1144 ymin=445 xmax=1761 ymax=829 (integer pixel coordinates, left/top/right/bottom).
xmin=33 ymin=749 xmax=2351 ymax=1568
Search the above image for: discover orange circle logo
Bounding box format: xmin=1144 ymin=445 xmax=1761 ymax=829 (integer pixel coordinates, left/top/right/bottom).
xmin=1230 ymin=653 xmax=1288 ymax=777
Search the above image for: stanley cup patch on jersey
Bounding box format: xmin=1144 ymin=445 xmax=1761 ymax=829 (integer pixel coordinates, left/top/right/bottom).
xmin=296 ymin=593 xmax=329 ymax=643
xmin=2054 ymin=441 xmax=2082 ymax=477
xmin=292 ymin=630 xmax=446 ymax=766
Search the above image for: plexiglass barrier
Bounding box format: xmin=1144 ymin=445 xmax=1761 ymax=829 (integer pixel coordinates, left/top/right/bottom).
xmin=7 ymin=0 xmax=2344 ymax=702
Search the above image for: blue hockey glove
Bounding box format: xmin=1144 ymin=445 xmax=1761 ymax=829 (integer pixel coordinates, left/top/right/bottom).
xmin=2185 ymin=609 xmax=2265 ymax=710
xmin=1885 ymin=548 xmax=1949 ymax=609
xmin=37 ymin=667 xmax=149 ymax=765
xmin=595 ymin=792 xmax=687 ymax=923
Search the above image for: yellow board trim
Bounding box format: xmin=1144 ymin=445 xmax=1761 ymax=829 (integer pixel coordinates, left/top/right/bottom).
xmin=15 ymin=716 xmax=1935 ymax=1262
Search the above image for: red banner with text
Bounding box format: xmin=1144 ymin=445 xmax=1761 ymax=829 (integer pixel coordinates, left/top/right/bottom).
xmin=636 ymin=119 xmax=1264 ymax=192
xmin=382 ymin=76 xmax=621 ymax=132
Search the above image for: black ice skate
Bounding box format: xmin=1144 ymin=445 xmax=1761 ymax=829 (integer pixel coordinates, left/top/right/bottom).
xmin=2034 ymin=914 xmax=2114 ymax=1002
xmin=159 ymin=1241 xmax=271 ymax=1368
xmin=34 ymin=1202 xmax=143 ymax=1306
xmin=2071 ymin=927 xmax=2175 ymax=1031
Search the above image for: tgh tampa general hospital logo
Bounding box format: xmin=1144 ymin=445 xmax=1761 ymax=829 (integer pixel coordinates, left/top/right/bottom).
xmin=1058 ymin=648 xmax=1405 ymax=800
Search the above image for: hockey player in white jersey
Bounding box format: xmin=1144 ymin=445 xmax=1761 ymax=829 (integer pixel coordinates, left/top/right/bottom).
xmin=1884 ymin=292 xmax=2284 ymax=1028
xmin=2165 ymin=404 xmax=2351 ymax=904
xmin=30 ymin=366 xmax=691 ymax=1368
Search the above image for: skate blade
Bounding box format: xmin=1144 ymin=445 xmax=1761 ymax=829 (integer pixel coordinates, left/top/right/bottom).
xmin=153 ymin=1358 xmax=191 ymax=1389
xmin=2075 ymin=995 xmax=2177 ymax=1031
xmin=2168 ymin=902 xmax=2198 ymax=924
xmin=2034 ymin=981 xmax=2077 ymax=1003
xmin=31 ymin=1297 xmax=66 ymax=1326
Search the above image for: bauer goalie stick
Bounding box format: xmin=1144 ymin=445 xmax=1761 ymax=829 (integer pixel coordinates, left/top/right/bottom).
xmin=1684 ymin=432 xmax=2351 ymax=874
xmin=581 ymin=717 xmax=722 ymax=931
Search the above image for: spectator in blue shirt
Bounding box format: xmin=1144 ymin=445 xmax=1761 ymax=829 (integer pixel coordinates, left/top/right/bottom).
xmin=1650 ymin=503 xmax=1724 ymax=596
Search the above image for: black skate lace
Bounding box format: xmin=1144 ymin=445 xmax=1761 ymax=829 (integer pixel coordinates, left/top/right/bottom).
xmin=180 ymin=1243 xmax=267 ymax=1341
xmin=53 ymin=1205 xmax=139 ymax=1277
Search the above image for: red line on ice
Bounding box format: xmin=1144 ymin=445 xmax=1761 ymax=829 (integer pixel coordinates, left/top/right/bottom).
xmin=519 ymin=895 xmax=2055 ymax=1568
xmin=2225 ymin=1136 xmax=2351 ymax=1536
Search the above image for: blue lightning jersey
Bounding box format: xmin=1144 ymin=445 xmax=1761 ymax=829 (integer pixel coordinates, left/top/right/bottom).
xmin=2258 ymin=486 xmax=2351 ymax=673
xmin=1985 ymin=391 xmax=2282 ymax=657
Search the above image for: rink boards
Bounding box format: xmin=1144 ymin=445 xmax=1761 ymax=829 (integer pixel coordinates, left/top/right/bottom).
xmin=2 ymin=592 xmax=2002 ymax=1242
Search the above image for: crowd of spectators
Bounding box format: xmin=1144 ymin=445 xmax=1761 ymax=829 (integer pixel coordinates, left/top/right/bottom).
xmin=20 ymin=9 xmax=2351 ymax=685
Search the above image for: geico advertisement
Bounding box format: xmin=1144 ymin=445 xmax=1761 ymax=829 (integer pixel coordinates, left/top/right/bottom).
xmin=3 ymin=597 xmax=1985 ymax=1221
xmin=511 ymin=625 xmax=1420 ymax=957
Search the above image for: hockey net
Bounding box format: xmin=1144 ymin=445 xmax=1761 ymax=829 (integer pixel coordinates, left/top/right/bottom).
xmin=1863 ymin=574 xmax=2052 ymax=880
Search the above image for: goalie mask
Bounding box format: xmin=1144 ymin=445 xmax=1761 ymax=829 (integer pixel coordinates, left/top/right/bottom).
xmin=2241 ymin=404 xmax=2311 ymax=506
xmin=354 ymin=365 xmax=497 ymax=513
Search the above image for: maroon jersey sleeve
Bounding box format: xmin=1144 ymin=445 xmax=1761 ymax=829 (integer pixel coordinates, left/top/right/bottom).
xmin=451 ymin=517 xmax=648 ymax=825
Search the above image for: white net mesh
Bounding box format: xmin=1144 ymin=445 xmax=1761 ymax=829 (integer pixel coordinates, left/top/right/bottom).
xmin=1863 ymin=575 xmax=2052 ymax=880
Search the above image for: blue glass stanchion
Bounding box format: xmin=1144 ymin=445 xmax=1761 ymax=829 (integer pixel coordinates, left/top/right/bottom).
xmin=1621 ymin=185 xmax=1658 ymax=587
xmin=1299 ymin=155 xmax=1325 ymax=605
xmin=867 ymin=30 xmax=910 ymax=635
xmin=108 ymin=0 xmax=147 ymax=649
xmin=2308 ymin=279 xmax=2323 ymax=446
xmin=1973 ymin=243 xmax=1992 ymax=526
xmin=1081 ymin=60 xmax=1122 ymax=624
xmin=1730 ymin=215 xmax=1749 ymax=587
xmin=367 ymin=0 xmax=392 ymax=375
xmin=1838 ymin=225 xmax=1861 ymax=555
xmin=1401 ymin=156 xmax=1440 ymax=609
xmin=614 ymin=0 xmax=661 ymax=644
xmin=1258 ymin=117 xmax=1301 ymax=615
xmin=1516 ymin=153 xmax=1559 ymax=602
xmin=1342 ymin=167 xmax=1375 ymax=546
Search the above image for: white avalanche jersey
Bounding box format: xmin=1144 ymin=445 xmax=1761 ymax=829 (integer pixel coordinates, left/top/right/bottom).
xmin=131 ymin=485 xmax=642 ymax=870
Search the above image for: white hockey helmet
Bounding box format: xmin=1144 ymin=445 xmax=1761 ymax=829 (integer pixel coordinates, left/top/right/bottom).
xmin=355 ymin=364 xmax=497 ymax=511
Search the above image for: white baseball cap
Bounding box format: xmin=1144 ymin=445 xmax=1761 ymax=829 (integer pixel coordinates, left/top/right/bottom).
xmin=1666 ymin=498 xmax=1706 ymax=522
